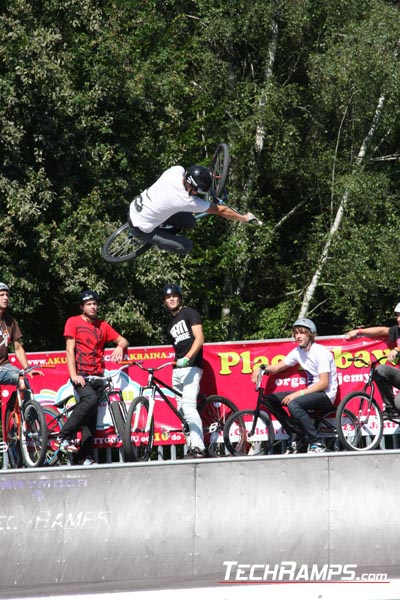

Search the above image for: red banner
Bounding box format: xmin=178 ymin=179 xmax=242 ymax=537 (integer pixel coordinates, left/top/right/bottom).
xmin=1 ymin=335 xmax=398 ymax=446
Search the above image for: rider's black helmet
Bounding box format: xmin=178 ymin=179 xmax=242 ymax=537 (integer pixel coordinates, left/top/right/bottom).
xmin=80 ymin=290 xmax=100 ymax=305
xmin=184 ymin=165 xmax=212 ymax=195
xmin=162 ymin=284 xmax=182 ymax=298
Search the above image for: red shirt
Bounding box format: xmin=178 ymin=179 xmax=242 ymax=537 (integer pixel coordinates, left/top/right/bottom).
xmin=64 ymin=315 xmax=120 ymax=375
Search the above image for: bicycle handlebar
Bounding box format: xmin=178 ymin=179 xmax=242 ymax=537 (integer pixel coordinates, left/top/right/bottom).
xmin=82 ymin=362 xmax=139 ymax=382
xmin=347 ymin=355 xmax=389 ymax=367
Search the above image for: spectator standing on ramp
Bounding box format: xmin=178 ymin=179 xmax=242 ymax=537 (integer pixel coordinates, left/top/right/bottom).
xmin=57 ymin=290 xmax=129 ymax=465
xmin=345 ymin=303 xmax=400 ymax=418
xmin=162 ymin=283 xmax=207 ymax=458
xmin=0 ymin=281 xmax=43 ymax=385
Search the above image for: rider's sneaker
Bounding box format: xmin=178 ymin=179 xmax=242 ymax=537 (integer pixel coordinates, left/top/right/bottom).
xmin=285 ymin=438 xmax=308 ymax=454
xmin=308 ymin=442 xmax=326 ymax=454
xmin=56 ymin=437 xmax=78 ymax=454
xmin=79 ymin=456 xmax=97 ymax=466
xmin=184 ymin=446 xmax=207 ymax=459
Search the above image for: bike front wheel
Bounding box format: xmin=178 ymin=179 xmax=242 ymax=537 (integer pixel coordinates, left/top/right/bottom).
xmin=199 ymin=395 xmax=238 ymax=457
xmin=336 ymin=392 xmax=383 ymax=451
xmin=102 ymin=222 xmax=152 ymax=264
xmin=20 ymin=399 xmax=48 ymax=467
xmin=223 ymin=409 xmax=275 ymax=456
xmin=123 ymin=396 xmax=154 ymax=462
xmin=209 ymin=143 xmax=230 ymax=198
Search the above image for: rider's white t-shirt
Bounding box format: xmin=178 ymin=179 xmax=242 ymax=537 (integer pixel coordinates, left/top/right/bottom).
xmin=129 ymin=166 xmax=211 ymax=233
xmin=284 ymin=342 xmax=338 ymax=402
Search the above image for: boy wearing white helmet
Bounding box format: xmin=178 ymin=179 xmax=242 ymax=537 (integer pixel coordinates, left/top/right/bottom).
xmin=345 ymin=304 xmax=400 ymax=416
xmin=252 ymin=317 xmax=338 ymax=454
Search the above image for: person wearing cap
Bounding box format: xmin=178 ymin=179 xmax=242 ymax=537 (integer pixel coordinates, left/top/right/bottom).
xmin=0 ymin=282 xmax=43 ymax=385
xmin=251 ymin=317 xmax=338 ymax=454
xmin=345 ymin=304 xmax=400 ymax=417
xmin=162 ymin=283 xmax=207 ymax=459
xmin=57 ymin=290 xmax=129 ymax=465
xmin=128 ymin=165 xmax=254 ymax=255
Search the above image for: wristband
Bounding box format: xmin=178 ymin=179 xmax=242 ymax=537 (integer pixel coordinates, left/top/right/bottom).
xmin=357 ymin=328 xmax=362 ymax=335
xmin=300 ymin=390 xmax=305 ymax=396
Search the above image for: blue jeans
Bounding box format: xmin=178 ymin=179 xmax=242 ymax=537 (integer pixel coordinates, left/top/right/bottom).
xmin=0 ymin=364 xmax=20 ymax=387
xmin=265 ymin=391 xmax=332 ymax=443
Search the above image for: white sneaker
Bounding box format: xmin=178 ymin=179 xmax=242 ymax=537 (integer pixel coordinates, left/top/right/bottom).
xmin=308 ymin=442 xmax=326 ymax=454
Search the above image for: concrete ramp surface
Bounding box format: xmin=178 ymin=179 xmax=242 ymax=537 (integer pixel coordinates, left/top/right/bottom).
xmin=0 ymin=451 xmax=399 ymax=598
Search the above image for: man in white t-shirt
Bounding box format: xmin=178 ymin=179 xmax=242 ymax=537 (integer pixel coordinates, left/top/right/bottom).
xmin=128 ymin=165 xmax=255 ymax=255
xmin=251 ymin=318 xmax=338 ymax=454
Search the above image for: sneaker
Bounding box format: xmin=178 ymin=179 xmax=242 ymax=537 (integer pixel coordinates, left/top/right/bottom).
xmin=308 ymin=442 xmax=326 ymax=454
xmin=80 ymin=457 xmax=96 ymax=466
xmin=285 ymin=438 xmax=308 ymax=454
xmin=285 ymin=441 xmax=298 ymax=454
xmin=56 ymin=437 xmax=78 ymax=454
xmin=184 ymin=446 xmax=207 ymax=459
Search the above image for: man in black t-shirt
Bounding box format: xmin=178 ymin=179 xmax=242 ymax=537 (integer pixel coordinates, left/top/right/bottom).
xmin=162 ymin=283 xmax=206 ymax=458
xmin=345 ymin=303 xmax=400 ymax=416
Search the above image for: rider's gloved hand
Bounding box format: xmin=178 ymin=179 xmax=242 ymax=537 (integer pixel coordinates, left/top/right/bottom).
xmin=176 ymin=357 xmax=190 ymax=368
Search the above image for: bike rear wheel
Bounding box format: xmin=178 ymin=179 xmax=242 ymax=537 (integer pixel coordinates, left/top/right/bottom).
xmin=102 ymin=222 xmax=152 ymax=264
xmin=198 ymin=395 xmax=238 ymax=457
xmin=336 ymin=392 xmax=383 ymax=451
xmin=123 ymin=396 xmax=154 ymax=462
xmin=223 ymin=409 xmax=275 ymax=456
xmin=209 ymin=143 xmax=230 ymax=198
xmin=20 ymin=399 xmax=48 ymax=467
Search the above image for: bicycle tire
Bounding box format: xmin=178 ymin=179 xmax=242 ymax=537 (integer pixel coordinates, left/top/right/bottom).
xmin=123 ymin=396 xmax=154 ymax=462
xmin=42 ymin=405 xmax=69 ymax=466
xmin=223 ymin=409 xmax=274 ymax=456
xmin=336 ymin=392 xmax=383 ymax=451
xmin=109 ymin=395 xmax=126 ymax=440
xmin=5 ymin=398 xmax=22 ymax=468
xmin=209 ymin=143 xmax=230 ymax=197
xmin=198 ymin=394 xmax=238 ymax=457
xmin=102 ymin=222 xmax=152 ymax=264
xmin=20 ymin=399 xmax=48 ymax=468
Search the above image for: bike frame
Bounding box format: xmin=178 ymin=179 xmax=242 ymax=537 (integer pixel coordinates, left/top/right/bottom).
xmin=136 ymin=370 xmax=190 ymax=436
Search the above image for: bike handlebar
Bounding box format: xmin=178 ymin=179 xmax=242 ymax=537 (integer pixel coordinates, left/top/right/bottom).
xmin=347 ymin=355 xmax=390 ymax=367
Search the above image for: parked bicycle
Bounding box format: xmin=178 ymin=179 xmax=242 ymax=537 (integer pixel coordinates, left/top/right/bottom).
xmin=335 ymin=355 xmax=398 ymax=451
xmin=3 ymin=366 xmax=48 ymax=468
xmin=101 ymin=143 xmax=262 ymax=263
xmin=44 ymin=363 xmax=132 ymax=466
xmin=122 ymin=361 xmax=238 ymax=461
xmin=223 ymin=365 xmax=352 ymax=456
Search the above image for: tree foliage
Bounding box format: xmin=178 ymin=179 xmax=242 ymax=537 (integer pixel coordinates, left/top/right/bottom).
xmin=1 ymin=0 xmax=400 ymax=350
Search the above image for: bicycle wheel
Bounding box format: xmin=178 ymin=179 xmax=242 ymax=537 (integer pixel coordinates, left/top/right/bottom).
xmin=123 ymin=396 xmax=154 ymax=462
xmin=5 ymin=398 xmax=22 ymax=468
xmin=336 ymin=392 xmax=383 ymax=451
xmin=102 ymin=222 xmax=152 ymax=264
xmin=199 ymin=395 xmax=238 ymax=457
xmin=224 ymin=409 xmax=274 ymax=456
xmin=209 ymin=143 xmax=230 ymax=197
xmin=20 ymin=399 xmax=48 ymax=467
xmin=109 ymin=393 xmax=127 ymax=440
xmin=42 ymin=405 xmax=70 ymax=466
